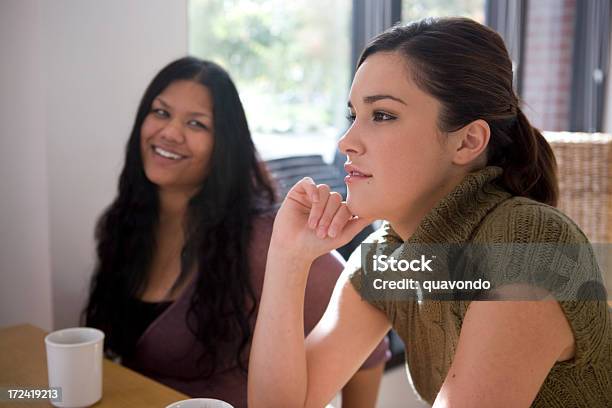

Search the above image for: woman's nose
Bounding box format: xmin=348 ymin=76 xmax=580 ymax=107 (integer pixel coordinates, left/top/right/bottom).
xmin=159 ymin=120 xmax=185 ymax=143
xmin=338 ymin=123 xmax=362 ymax=156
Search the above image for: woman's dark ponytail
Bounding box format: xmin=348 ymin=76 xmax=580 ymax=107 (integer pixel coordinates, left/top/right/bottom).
xmin=359 ymin=18 xmax=559 ymax=206
xmin=495 ymin=108 xmax=558 ymax=206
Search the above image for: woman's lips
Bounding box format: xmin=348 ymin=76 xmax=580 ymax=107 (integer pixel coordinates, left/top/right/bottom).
xmin=344 ymin=164 xmax=373 ymax=183
xmin=150 ymin=145 xmax=188 ymax=165
xmin=344 ymin=171 xmax=373 ymax=184
xmin=152 ymin=145 xmax=186 ymax=159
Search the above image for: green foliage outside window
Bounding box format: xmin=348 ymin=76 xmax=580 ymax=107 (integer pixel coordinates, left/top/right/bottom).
xmin=189 ymin=0 xmax=351 ymax=137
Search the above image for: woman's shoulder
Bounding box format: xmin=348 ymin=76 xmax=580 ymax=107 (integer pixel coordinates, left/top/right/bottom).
xmin=476 ymin=196 xmax=590 ymax=244
xmin=472 ymin=196 xmax=607 ymax=302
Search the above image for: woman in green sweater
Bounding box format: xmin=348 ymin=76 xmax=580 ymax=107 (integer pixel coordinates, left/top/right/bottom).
xmin=248 ymin=17 xmax=611 ymax=408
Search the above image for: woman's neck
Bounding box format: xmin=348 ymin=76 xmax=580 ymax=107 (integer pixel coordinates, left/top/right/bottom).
xmin=389 ymin=169 xmax=468 ymax=241
xmin=157 ymin=188 xmax=191 ymax=227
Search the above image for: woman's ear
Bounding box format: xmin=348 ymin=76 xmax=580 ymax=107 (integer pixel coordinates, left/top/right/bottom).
xmin=451 ymin=119 xmax=490 ymax=166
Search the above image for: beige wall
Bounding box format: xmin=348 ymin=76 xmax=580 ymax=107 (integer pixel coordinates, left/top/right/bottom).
xmin=0 ymin=0 xmax=188 ymax=330
xmin=0 ymin=0 xmax=53 ymax=331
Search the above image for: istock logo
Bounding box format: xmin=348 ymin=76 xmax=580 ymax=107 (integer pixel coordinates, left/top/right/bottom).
xmin=372 ymin=254 xmax=434 ymax=272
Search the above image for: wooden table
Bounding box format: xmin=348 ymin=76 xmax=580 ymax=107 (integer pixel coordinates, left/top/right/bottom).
xmin=0 ymin=324 xmax=189 ymax=407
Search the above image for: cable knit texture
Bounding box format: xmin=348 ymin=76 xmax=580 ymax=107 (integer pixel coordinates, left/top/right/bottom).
xmin=349 ymin=166 xmax=611 ymax=407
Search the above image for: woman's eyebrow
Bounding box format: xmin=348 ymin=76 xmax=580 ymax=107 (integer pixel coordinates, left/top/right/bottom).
xmin=188 ymin=111 xmax=211 ymax=119
xmin=154 ymin=97 xmax=211 ymax=118
xmin=347 ymin=94 xmax=407 ymax=108
xmin=154 ymin=97 xmax=170 ymax=108
xmin=363 ymin=94 xmax=407 ymax=105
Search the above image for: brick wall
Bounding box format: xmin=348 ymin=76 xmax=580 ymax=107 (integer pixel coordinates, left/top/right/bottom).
xmin=522 ymin=0 xmax=575 ymax=131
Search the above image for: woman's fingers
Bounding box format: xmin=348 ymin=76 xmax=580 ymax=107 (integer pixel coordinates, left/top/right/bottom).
xmin=327 ymin=204 xmax=352 ymax=238
xmin=341 ymin=215 xmax=374 ymax=240
xmin=308 ymin=184 xmax=331 ymax=229
xmin=300 ymin=177 xmax=319 ymax=203
xmin=287 ymin=177 xmax=319 ymax=203
xmin=315 ymin=192 xmax=343 ymax=238
xmin=287 ymin=179 xmax=369 ymax=242
xmin=326 ymin=204 xmax=373 ymax=241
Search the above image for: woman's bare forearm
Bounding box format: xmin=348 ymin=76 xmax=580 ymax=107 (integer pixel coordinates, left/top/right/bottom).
xmin=248 ymin=249 xmax=312 ymax=408
xmin=341 ymin=363 xmax=385 ymax=408
xmin=249 ymin=177 xmax=372 ymax=407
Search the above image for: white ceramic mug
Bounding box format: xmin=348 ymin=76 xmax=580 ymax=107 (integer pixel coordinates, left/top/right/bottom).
xmin=166 ymin=398 xmax=234 ymax=408
xmin=45 ymin=327 xmax=104 ymax=408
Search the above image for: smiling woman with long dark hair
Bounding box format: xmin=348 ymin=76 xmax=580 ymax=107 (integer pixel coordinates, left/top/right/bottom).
xmin=83 ymin=57 xmax=388 ymax=408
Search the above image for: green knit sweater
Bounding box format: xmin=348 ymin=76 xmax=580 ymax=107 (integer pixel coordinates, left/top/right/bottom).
xmin=349 ymin=166 xmax=611 ymax=407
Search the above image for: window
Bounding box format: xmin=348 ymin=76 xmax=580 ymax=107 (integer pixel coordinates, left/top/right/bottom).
xmin=402 ymin=0 xmax=485 ymax=23
xmin=188 ymin=0 xmax=490 ymax=162
xmin=189 ymin=0 xmax=351 ymax=161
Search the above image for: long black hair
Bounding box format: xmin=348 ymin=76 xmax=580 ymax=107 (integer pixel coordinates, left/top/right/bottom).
xmin=84 ymin=57 xmax=276 ymax=377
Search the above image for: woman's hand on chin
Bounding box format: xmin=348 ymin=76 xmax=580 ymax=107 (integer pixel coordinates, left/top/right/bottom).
xmin=271 ymin=177 xmax=373 ymax=262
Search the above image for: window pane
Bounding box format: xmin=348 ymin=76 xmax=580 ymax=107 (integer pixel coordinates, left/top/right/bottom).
xmin=402 ymin=0 xmax=485 ymax=23
xmin=189 ymin=0 xmax=351 ymax=161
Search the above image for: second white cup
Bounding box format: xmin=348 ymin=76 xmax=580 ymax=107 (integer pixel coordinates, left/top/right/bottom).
xmin=166 ymin=398 xmax=234 ymax=408
xmin=45 ymin=327 xmax=104 ymax=408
